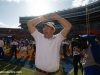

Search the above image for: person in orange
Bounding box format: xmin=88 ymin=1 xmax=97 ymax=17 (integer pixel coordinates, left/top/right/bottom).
xmin=27 ymin=45 xmax=35 ymax=68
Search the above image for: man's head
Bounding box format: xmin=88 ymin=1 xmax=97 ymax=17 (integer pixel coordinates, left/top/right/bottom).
xmin=43 ymin=22 xmax=55 ymax=39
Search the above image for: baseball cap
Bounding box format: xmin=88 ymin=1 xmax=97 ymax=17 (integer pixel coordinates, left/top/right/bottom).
xmin=44 ymin=22 xmax=55 ymax=30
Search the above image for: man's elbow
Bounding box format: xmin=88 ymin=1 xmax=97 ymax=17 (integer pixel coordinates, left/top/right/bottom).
xmin=65 ymin=23 xmax=72 ymax=30
xmin=27 ymin=20 xmax=31 ymax=27
xmin=69 ymin=24 xmax=72 ymax=29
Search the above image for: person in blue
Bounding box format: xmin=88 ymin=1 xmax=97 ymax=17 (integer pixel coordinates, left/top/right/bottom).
xmin=80 ymin=35 xmax=100 ymax=75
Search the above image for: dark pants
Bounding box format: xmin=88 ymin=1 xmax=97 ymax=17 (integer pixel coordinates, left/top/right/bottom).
xmin=11 ymin=47 xmax=17 ymax=59
xmin=35 ymin=67 xmax=63 ymax=75
xmin=84 ymin=65 xmax=100 ymax=75
xmin=0 ymin=47 xmax=4 ymax=58
xmin=62 ymin=45 xmax=67 ymax=58
xmin=73 ymin=55 xmax=83 ymax=75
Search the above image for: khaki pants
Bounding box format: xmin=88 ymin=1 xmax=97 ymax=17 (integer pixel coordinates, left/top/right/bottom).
xmin=34 ymin=69 xmax=63 ymax=75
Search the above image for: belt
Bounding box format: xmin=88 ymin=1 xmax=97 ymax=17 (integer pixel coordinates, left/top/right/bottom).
xmin=36 ymin=67 xmax=59 ymax=74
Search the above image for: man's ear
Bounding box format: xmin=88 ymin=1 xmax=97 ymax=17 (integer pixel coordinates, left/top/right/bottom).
xmin=52 ymin=29 xmax=55 ymax=33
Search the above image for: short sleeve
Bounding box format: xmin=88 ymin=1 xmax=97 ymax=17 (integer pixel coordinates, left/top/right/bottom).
xmin=31 ymin=30 xmax=42 ymax=41
xmin=55 ymin=32 xmax=65 ymax=42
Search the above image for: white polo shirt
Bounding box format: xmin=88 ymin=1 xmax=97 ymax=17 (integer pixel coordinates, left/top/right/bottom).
xmin=31 ymin=30 xmax=64 ymax=72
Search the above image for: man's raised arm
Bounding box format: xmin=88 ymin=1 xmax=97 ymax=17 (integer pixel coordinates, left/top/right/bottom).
xmin=51 ymin=13 xmax=72 ymax=37
xmin=27 ymin=16 xmax=47 ymax=33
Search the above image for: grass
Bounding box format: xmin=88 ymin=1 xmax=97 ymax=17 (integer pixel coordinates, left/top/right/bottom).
xmin=0 ymin=60 xmax=82 ymax=75
xmin=0 ymin=61 xmax=35 ymax=75
xmin=69 ymin=69 xmax=83 ymax=75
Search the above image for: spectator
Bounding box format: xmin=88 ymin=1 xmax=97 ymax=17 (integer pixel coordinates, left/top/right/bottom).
xmin=10 ymin=38 xmax=18 ymax=59
xmin=0 ymin=37 xmax=4 ymax=59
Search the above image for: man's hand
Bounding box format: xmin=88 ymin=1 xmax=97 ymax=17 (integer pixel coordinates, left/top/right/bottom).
xmin=39 ymin=15 xmax=48 ymax=21
xmin=50 ymin=13 xmax=72 ymax=37
xmin=27 ymin=15 xmax=48 ymax=34
xmin=50 ymin=13 xmax=62 ymax=21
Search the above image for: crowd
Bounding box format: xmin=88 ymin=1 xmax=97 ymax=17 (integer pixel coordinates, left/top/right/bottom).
xmin=0 ymin=37 xmax=36 ymax=68
xmin=0 ymin=13 xmax=100 ymax=75
xmin=0 ymin=34 xmax=100 ymax=75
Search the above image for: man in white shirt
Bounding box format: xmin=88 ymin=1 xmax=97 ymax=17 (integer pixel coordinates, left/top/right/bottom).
xmin=71 ymin=39 xmax=83 ymax=75
xmin=10 ymin=39 xmax=18 ymax=59
xmin=27 ymin=13 xmax=72 ymax=75
xmin=0 ymin=37 xmax=4 ymax=59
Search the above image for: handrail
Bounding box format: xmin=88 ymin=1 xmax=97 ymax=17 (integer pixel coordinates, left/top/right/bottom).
xmin=60 ymin=6 xmax=100 ymax=18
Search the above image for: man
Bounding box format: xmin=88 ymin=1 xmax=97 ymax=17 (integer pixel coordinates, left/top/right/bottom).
xmin=0 ymin=37 xmax=4 ymax=59
xmin=62 ymin=39 xmax=70 ymax=59
xmin=10 ymin=38 xmax=18 ymax=59
xmin=71 ymin=39 xmax=83 ymax=75
xmin=27 ymin=13 xmax=72 ymax=75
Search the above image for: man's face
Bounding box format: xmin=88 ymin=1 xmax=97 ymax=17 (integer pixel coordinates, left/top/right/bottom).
xmin=43 ymin=25 xmax=55 ymax=38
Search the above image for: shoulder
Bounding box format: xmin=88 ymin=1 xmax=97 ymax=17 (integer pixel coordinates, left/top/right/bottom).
xmin=55 ymin=32 xmax=65 ymax=39
xmin=31 ymin=30 xmax=42 ymax=36
xmin=54 ymin=32 xmax=65 ymax=41
xmin=31 ymin=30 xmax=43 ymax=40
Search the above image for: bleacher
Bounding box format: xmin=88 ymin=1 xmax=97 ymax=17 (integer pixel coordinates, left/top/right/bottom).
xmin=19 ymin=0 xmax=100 ymax=38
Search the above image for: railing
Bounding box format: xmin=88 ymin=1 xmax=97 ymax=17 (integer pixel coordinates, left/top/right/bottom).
xmin=60 ymin=6 xmax=100 ymax=18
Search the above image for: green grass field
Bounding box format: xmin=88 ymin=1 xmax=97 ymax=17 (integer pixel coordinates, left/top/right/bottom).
xmin=69 ymin=69 xmax=82 ymax=75
xmin=0 ymin=61 xmax=82 ymax=75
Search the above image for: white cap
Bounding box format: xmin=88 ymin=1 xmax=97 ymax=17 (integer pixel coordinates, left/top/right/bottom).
xmin=44 ymin=22 xmax=55 ymax=30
